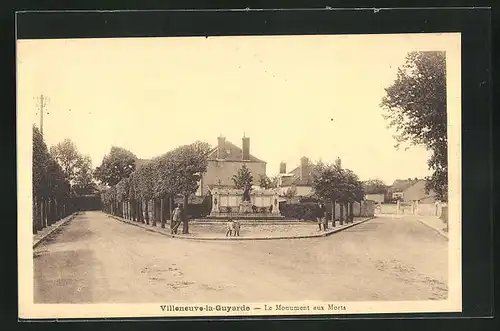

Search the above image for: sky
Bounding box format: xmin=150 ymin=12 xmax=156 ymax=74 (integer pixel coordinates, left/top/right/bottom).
xmin=17 ymin=34 xmax=457 ymax=185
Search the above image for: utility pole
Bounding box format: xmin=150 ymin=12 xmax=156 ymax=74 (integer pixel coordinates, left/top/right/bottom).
xmin=36 ymin=94 xmax=47 ymax=135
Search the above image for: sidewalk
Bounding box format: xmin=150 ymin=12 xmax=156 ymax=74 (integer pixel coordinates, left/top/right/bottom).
xmin=109 ymin=215 xmax=375 ymax=241
xmin=33 ymin=212 xmax=78 ymax=248
xmin=414 ymin=216 xmax=448 ymax=240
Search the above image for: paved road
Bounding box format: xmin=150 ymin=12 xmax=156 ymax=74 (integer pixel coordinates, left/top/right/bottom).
xmin=34 ymin=211 xmax=448 ymax=303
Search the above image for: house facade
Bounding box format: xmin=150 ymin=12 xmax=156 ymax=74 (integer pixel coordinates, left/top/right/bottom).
xmin=197 ymin=135 xmax=267 ymax=196
xmin=402 ymin=179 xmax=437 ymax=203
xmin=276 ymin=156 xmax=315 ymax=197
xmin=365 ymin=193 xmax=385 ymax=204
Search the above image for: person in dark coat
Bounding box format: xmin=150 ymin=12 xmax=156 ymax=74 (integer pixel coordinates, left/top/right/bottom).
xmin=171 ymin=203 xmax=183 ymax=234
xmin=317 ymin=203 xmax=327 ymax=231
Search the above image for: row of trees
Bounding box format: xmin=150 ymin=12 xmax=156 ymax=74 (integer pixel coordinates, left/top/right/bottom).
xmin=311 ymin=162 xmax=365 ymax=228
xmin=100 ymin=141 xmax=212 ymax=234
xmin=33 ymin=127 xmax=100 ymax=234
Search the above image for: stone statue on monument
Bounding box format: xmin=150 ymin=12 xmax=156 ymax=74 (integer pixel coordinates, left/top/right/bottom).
xmin=242 ymin=184 xmax=251 ymax=202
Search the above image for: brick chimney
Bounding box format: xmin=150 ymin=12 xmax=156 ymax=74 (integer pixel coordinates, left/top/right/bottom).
xmin=242 ymin=135 xmax=250 ymax=161
xmin=217 ymin=136 xmax=226 ymax=159
xmin=279 ymin=162 xmax=287 ymax=174
xmin=300 ymin=156 xmax=309 ymax=179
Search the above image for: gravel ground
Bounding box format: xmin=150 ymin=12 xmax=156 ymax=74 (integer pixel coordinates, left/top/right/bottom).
xmin=34 ymin=211 xmax=448 ymax=303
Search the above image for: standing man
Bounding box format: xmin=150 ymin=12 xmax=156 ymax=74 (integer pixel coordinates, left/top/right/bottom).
xmin=171 ymin=203 xmax=183 ymax=234
xmin=317 ymin=203 xmax=327 ymax=231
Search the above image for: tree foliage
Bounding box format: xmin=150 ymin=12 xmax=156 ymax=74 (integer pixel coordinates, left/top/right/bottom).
xmin=380 ymin=51 xmax=447 ymax=200
xmin=168 ymin=141 xmax=212 ymax=197
xmin=311 ymin=163 xmax=364 ymax=203
xmin=363 ymin=178 xmax=387 ymax=195
xmin=258 ymin=174 xmax=276 ymax=190
xmin=49 ymin=139 xmax=87 ymax=184
xmin=102 ymin=141 xmax=212 ymax=234
xmin=232 ymin=163 xmax=254 ymax=190
xmin=94 ymin=146 xmax=137 ymax=186
xmin=311 ymin=162 xmax=345 ymax=203
xmin=72 ymin=155 xmax=97 ymax=195
xmin=33 ymin=126 xmax=71 ymax=201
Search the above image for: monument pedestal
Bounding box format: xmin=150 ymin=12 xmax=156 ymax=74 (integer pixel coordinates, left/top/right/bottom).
xmin=239 ymin=201 xmax=253 ymax=213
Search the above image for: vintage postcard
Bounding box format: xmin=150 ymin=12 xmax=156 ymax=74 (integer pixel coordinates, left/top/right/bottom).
xmin=17 ymin=32 xmax=461 ymax=319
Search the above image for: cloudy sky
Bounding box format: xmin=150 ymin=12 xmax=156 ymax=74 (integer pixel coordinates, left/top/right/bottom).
xmin=17 ymin=33 xmax=458 ymax=185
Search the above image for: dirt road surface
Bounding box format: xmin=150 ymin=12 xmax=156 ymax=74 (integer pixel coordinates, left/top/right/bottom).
xmin=34 ymin=211 xmax=448 ymax=303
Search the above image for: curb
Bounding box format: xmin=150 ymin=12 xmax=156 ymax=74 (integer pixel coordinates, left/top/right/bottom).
xmin=109 ymin=215 xmax=376 ymax=241
xmin=415 ymin=218 xmax=449 ymax=241
xmin=32 ymin=212 xmax=78 ymax=249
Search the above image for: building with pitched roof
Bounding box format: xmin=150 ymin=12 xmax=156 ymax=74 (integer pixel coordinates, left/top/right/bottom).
xmin=276 ymin=156 xmax=315 ymax=197
xmin=197 ymin=135 xmax=267 ymax=196
xmin=402 ymin=179 xmax=437 ymax=203
xmin=131 ymin=136 xmax=266 ymax=197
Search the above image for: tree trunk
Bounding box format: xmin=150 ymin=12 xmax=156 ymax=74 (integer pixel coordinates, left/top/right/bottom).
xmin=152 ymin=199 xmax=157 ymax=227
xmin=144 ymin=200 xmax=150 ymax=224
xmin=339 ymin=203 xmax=344 ymax=225
xmin=160 ymin=197 xmax=165 ymax=228
xmin=182 ymin=194 xmax=189 ymax=234
xmin=331 ymin=200 xmax=336 ymax=227
xmin=44 ymin=199 xmax=48 ymax=228
xmin=47 ymin=199 xmax=53 ymax=226
xmin=169 ymin=195 xmax=173 ymax=227
xmin=349 ymin=202 xmax=354 ymax=222
xmin=138 ymin=201 xmax=143 ymax=223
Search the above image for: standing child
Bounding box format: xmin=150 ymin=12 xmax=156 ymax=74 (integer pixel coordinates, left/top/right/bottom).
xmin=226 ymin=219 xmax=234 ymax=237
xmin=233 ymin=220 xmax=240 ymax=236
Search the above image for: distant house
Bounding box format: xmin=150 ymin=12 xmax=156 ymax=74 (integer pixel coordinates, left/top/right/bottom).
xmin=402 ymin=179 xmax=437 ymax=203
xmin=388 ymin=178 xmax=419 ymax=201
xmin=392 ymin=191 xmax=404 ymax=200
xmin=277 ymin=157 xmax=315 ymax=197
xmin=365 ymin=193 xmax=385 ymax=204
xmin=197 ymin=135 xmax=267 ymax=196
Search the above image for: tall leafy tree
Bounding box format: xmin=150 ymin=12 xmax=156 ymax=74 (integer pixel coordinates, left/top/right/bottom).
xmin=94 ymin=146 xmax=137 ymax=186
xmin=32 ymin=126 xmax=71 ymax=232
xmin=134 ymin=161 xmax=156 ymax=225
xmin=311 ymin=162 xmax=345 ymax=226
xmin=381 ymin=51 xmax=447 ymax=200
xmin=50 ymin=139 xmax=87 ymax=184
xmin=33 ymin=126 xmax=50 ymax=199
xmin=339 ymin=169 xmax=364 ymax=222
xmin=72 ymin=155 xmax=97 ymax=195
xmin=232 ymin=164 xmax=254 ymax=190
xmin=363 ymin=178 xmax=387 ymax=195
xmin=258 ymin=174 xmax=276 ymax=190
xmin=167 ymin=141 xmax=212 ymax=234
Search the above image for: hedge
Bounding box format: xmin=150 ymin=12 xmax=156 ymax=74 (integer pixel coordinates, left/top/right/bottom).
xmin=281 ymin=203 xmax=323 ymax=221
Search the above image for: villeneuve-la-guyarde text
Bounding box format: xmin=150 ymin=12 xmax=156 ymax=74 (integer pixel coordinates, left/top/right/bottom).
xmin=160 ymin=305 xmax=251 ymax=313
